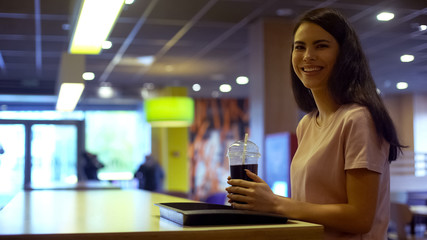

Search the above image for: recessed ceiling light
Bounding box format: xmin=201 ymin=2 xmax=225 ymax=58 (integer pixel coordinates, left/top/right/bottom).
xmin=236 ymin=76 xmax=249 ymax=85
xmin=219 ymin=84 xmax=232 ymax=93
xmin=400 ymin=54 xmax=414 ymax=62
xmin=125 ymin=0 xmax=134 ymax=4
xmin=98 ymin=85 xmax=114 ymax=98
xmin=102 ymin=41 xmax=112 ymax=49
xmin=192 ymin=84 xmax=201 ymax=92
xmin=376 ymin=12 xmax=394 ymax=21
xmin=141 ymin=88 xmax=152 ymax=99
xmin=419 ymin=25 xmax=427 ymax=31
xmin=143 ymin=83 xmax=155 ymax=90
xmin=82 ymin=72 xmax=95 ymax=80
xmin=396 ymin=82 xmax=408 ymax=90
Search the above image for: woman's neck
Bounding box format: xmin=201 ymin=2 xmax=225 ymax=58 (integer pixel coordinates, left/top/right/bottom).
xmin=312 ymin=89 xmax=341 ymax=126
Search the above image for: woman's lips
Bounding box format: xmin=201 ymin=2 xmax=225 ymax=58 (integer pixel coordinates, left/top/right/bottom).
xmin=302 ymin=66 xmax=323 ymax=72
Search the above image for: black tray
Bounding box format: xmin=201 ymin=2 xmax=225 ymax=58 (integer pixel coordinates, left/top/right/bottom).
xmin=155 ymin=202 xmax=288 ymax=226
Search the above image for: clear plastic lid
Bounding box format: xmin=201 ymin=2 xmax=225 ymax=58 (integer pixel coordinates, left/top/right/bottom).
xmin=227 ymin=140 xmax=261 ymax=158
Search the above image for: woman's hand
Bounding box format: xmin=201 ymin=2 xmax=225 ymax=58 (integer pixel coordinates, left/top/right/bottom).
xmin=225 ymin=169 xmax=279 ymax=213
xmin=226 ymin=168 xmax=382 ymax=234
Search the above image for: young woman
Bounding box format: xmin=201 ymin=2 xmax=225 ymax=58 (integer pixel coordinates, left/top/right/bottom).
xmin=225 ymin=8 xmax=405 ymax=239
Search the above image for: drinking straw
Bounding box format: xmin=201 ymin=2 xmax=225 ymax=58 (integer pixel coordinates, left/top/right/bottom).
xmin=242 ymin=133 xmax=248 ymax=165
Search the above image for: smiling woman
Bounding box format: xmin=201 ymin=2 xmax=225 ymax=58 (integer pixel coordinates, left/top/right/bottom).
xmin=226 ymin=8 xmax=405 ymax=240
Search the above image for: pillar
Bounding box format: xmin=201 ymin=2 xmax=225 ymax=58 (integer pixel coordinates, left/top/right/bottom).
xmin=150 ymin=87 xmax=190 ymax=193
xmin=383 ymin=94 xmax=414 ymax=152
xmin=413 ymin=94 xmax=427 ymax=153
xmin=249 ymin=18 xmax=299 ymax=178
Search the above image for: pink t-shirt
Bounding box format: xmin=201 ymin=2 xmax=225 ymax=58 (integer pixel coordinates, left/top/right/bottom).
xmin=291 ymin=104 xmax=390 ymax=240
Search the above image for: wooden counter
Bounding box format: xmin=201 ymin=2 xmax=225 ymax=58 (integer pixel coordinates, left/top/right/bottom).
xmin=0 ymin=190 xmax=323 ymax=240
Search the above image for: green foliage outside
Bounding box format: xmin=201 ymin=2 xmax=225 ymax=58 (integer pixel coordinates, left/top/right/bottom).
xmin=85 ymin=111 xmax=150 ymax=174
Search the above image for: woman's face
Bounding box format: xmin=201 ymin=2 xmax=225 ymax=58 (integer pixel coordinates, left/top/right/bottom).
xmin=292 ymin=22 xmax=339 ymax=92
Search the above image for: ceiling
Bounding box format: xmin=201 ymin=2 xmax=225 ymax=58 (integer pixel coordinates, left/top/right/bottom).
xmin=0 ymin=0 xmax=426 ymax=108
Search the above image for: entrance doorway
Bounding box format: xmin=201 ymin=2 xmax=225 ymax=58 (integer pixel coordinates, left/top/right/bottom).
xmin=0 ymin=120 xmax=84 ymax=192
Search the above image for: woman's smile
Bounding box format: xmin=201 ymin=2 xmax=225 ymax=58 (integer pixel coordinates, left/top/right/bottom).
xmin=301 ymin=65 xmax=324 ymax=74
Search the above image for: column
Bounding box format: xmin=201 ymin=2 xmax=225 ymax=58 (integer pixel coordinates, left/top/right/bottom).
xmin=150 ymin=87 xmax=190 ymax=193
xmin=383 ymin=94 xmax=414 ymax=152
xmin=249 ymin=17 xmax=299 ymax=177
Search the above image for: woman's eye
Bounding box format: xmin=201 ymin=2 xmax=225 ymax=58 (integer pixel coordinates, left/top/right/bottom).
xmin=294 ymin=45 xmax=305 ymax=50
xmin=316 ymin=44 xmax=329 ymax=49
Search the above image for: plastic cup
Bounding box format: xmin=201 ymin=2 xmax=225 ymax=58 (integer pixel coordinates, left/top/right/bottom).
xmin=227 ymin=139 xmax=261 ymax=181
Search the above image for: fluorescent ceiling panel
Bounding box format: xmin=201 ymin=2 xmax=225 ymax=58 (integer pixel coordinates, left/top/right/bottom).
xmin=56 ymin=83 xmax=85 ymax=111
xmin=70 ymin=0 xmax=125 ymax=54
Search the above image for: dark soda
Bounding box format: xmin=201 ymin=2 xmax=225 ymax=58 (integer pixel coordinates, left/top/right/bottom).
xmin=230 ymin=164 xmax=258 ymax=181
xmin=229 ymin=164 xmax=258 ymax=204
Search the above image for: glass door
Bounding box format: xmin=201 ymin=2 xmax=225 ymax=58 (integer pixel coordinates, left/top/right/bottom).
xmin=30 ymin=124 xmax=78 ymax=186
xmin=0 ymin=119 xmax=84 ymax=192
xmin=0 ymin=124 xmax=25 ymax=209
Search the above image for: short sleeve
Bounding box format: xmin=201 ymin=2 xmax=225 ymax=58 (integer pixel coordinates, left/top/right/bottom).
xmin=343 ymin=107 xmax=389 ymax=173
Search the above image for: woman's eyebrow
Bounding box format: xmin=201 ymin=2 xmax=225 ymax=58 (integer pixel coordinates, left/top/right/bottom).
xmin=313 ymin=39 xmax=330 ymax=44
xmin=294 ymin=39 xmax=331 ymax=45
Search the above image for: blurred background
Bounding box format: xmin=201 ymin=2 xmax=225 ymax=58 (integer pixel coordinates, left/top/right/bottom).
xmin=0 ymin=0 xmax=426 ymax=214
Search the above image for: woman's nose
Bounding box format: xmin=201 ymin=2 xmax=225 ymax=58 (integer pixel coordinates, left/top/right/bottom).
xmin=303 ymin=49 xmax=316 ymax=62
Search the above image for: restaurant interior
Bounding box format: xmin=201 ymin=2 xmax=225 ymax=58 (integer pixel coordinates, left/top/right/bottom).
xmin=0 ymin=0 xmax=427 ymax=239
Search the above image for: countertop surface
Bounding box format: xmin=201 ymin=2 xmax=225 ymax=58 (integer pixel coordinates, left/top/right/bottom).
xmin=0 ymin=190 xmax=323 ymax=240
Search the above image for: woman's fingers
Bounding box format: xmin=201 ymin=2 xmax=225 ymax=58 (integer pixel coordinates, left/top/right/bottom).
xmin=227 ymin=193 xmax=251 ymax=205
xmin=245 ymin=169 xmax=265 ymax=183
xmin=227 ymin=171 xmax=265 ymax=186
xmin=227 ymin=178 xmax=254 ymax=188
xmin=226 ymin=185 xmax=251 ymax=195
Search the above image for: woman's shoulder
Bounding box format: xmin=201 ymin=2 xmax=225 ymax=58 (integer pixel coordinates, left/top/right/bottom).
xmin=338 ymin=104 xmax=373 ymax=123
xmin=298 ymin=110 xmax=317 ymax=125
xmin=296 ymin=111 xmax=316 ymax=139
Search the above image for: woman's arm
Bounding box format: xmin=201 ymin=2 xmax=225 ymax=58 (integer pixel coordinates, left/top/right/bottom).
xmin=226 ymin=168 xmax=380 ymax=234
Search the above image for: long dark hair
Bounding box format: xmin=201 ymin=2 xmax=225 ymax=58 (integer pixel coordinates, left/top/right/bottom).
xmin=290 ymin=8 xmax=405 ymax=161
